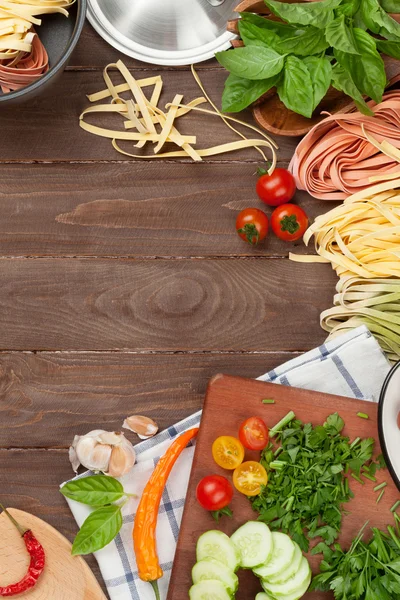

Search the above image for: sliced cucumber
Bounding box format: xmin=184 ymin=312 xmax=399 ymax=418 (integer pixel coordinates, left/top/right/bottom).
xmin=262 ymin=556 xmax=311 ymax=598
xmin=231 ymin=521 xmax=273 ymax=569
xmin=253 ymin=532 xmax=294 ymax=579
xmin=256 ymin=593 xmax=274 ymax=600
xmin=266 ymin=542 xmax=302 ymax=584
xmin=196 ymin=530 xmax=240 ymax=572
xmin=189 ymin=580 xmax=232 ymax=600
xmin=192 ymin=560 xmax=239 ymax=595
xmin=273 ymin=569 xmax=312 ymax=600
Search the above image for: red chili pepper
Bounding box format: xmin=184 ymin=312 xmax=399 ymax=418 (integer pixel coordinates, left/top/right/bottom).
xmin=0 ymin=503 xmax=45 ymax=597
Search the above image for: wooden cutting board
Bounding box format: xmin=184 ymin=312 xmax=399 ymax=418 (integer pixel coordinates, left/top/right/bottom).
xmin=0 ymin=509 xmax=108 ymax=599
xmin=168 ymin=374 xmax=399 ymax=600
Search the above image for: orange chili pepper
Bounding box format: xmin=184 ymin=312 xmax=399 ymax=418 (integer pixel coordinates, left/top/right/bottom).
xmin=133 ymin=427 xmax=199 ymax=600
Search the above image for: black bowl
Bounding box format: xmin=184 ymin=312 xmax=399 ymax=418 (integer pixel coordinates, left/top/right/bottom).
xmin=0 ymin=0 xmax=86 ymax=105
xmin=378 ymin=360 xmax=400 ymax=491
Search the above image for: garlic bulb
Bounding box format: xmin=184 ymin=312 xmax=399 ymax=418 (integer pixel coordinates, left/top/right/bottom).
xmin=123 ymin=415 xmax=158 ymax=439
xmin=69 ymin=429 xmax=136 ymax=477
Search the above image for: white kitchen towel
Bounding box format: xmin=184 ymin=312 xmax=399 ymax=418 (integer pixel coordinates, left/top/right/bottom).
xmin=65 ymin=325 xmax=391 ymax=600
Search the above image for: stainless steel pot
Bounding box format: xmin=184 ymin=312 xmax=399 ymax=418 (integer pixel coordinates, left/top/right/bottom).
xmin=379 ymin=361 xmax=400 ymax=491
xmin=0 ymin=0 xmax=87 ymax=105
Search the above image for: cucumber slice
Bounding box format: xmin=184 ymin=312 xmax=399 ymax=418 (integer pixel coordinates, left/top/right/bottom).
xmin=253 ymin=532 xmax=294 ymax=579
xmin=231 ymin=521 xmax=273 ymax=569
xmin=192 ymin=560 xmax=239 ymax=595
xmin=196 ymin=530 xmax=240 ymax=572
xmin=262 ymin=556 xmax=311 ymax=598
xmin=256 ymin=593 xmax=274 ymax=600
xmin=266 ymin=543 xmax=302 ymax=584
xmin=189 ymin=580 xmax=232 ymax=600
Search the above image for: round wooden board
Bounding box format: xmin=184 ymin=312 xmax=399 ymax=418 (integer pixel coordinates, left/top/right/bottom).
xmin=0 ymin=509 xmax=108 ymax=600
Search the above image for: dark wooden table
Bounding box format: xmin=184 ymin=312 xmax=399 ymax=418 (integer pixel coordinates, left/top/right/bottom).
xmin=0 ymin=22 xmax=337 ymax=595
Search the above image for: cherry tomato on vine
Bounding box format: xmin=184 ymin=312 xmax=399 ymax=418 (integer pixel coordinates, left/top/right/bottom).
xmin=212 ymin=436 xmax=245 ymax=470
xmin=256 ymin=168 xmax=296 ymax=207
xmin=271 ymin=204 xmax=309 ymax=242
xmin=236 ymin=208 xmax=268 ymax=246
xmin=233 ymin=461 xmax=268 ymax=496
xmin=196 ymin=475 xmax=233 ymax=511
xmin=239 ymin=417 xmax=269 ymax=451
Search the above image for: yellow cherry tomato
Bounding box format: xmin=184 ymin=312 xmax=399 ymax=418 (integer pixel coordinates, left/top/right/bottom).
xmin=233 ymin=461 xmax=268 ymax=496
xmin=212 ymin=436 xmax=245 ymax=470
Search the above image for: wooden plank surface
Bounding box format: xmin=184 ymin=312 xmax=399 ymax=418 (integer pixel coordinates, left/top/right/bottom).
xmin=0 ymin=163 xmax=332 ymax=257
xmin=0 ymin=14 xmax=345 ymax=600
xmin=169 ymin=375 xmax=396 ymax=600
xmin=0 ymin=351 xmax=300 ymax=448
xmin=0 ymin=258 xmax=334 ymax=351
xmin=0 ymin=70 xmax=298 ymax=162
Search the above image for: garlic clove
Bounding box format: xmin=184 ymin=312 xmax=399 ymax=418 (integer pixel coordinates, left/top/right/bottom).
xmin=99 ymin=431 xmax=124 ymax=446
xmin=76 ymin=435 xmax=113 ymax=472
xmin=123 ymin=415 xmax=158 ymax=439
xmin=69 ymin=436 xmax=81 ymax=473
xmin=107 ymin=440 xmax=136 ymax=477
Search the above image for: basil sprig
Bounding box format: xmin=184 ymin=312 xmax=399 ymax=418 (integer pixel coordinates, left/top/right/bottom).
xmin=217 ymin=0 xmax=400 ymax=119
xmin=61 ymin=474 xmax=134 ymax=555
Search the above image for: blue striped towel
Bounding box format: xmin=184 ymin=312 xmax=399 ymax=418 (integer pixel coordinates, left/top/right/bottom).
xmin=65 ymin=325 xmax=390 ymax=600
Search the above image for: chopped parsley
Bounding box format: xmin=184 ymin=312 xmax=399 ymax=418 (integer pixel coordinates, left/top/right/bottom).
xmin=252 ymin=412 xmax=376 ymax=552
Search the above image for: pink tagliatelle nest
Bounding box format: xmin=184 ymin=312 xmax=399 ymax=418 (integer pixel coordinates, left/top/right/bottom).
xmin=289 ymin=86 xmax=400 ymax=201
xmin=0 ymin=32 xmax=49 ymax=94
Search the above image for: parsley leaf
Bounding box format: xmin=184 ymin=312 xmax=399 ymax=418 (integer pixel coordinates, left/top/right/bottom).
xmin=252 ymin=413 xmax=376 ymax=553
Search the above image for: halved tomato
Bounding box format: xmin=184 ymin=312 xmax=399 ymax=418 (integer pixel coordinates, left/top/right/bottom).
xmin=239 ymin=416 xmax=269 ymax=450
xmin=233 ymin=461 xmax=268 ymax=496
xmin=212 ymin=436 xmax=245 ymax=470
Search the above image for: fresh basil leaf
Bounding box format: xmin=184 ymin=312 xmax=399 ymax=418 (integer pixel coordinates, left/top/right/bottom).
xmin=221 ymin=73 xmax=280 ymax=112
xmin=71 ymin=505 xmax=123 ymax=555
xmin=277 ymin=55 xmax=314 ymax=118
xmin=303 ymin=56 xmax=332 ymax=111
xmin=240 ymin=11 xmax=298 ymax=33
xmin=380 ymin=0 xmax=400 ymax=12
xmin=335 ymin=0 xmax=361 ymax=17
xmin=265 ymin=0 xmax=343 ymax=29
xmin=362 ymin=0 xmax=400 ymax=40
xmin=377 ymin=39 xmax=400 ymax=58
xmin=325 ymin=15 xmax=360 ymax=54
xmin=239 ymin=20 xmax=329 ymax=56
xmin=215 ymin=46 xmax=286 ymax=80
xmin=60 ymin=475 xmax=125 ymax=506
xmin=331 ymin=64 xmax=374 ymax=115
xmin=334 ymin=28 xmax=386 ymax=104
xmin=353 ymin=7 xmax=368 ymax=29
xmin=239 ymin=20 xmax=281 ymax=48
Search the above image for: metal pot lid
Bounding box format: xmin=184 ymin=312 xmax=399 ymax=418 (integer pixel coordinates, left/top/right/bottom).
xmin=87 ymin=0 xmax=238 ymax=66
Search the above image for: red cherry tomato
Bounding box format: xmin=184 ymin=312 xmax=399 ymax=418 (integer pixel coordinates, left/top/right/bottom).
xmin=256 ymin=168 xmax=296 ymax=207
xmin=236 ymin=208 xmax=269 ymax=245
xmin=271 ymin=204 xmax=309 ymax=242
xmin=196 ymin=475 xmax=234 ymax=511
xmin=239 ymin=417 xmax=269 ymax=451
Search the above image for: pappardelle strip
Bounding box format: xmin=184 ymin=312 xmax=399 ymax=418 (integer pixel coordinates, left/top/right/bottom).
xmin=79 ymin=60 xmax=278 ymax=170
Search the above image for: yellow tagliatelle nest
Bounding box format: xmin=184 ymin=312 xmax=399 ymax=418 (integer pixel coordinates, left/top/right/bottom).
xmin=0 ymin=0 xmax=74 ymax=59
xmin=290 ymin=131 xmax=400 ymax=360
xmin=291 ymin=131 xmax=400 ymax=280
xmin=79 ymin=60 xmax=278 ymax=171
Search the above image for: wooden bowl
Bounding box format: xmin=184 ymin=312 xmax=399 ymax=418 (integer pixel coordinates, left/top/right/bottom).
xmin=228 ymin=0 xmax=400 ymax=136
